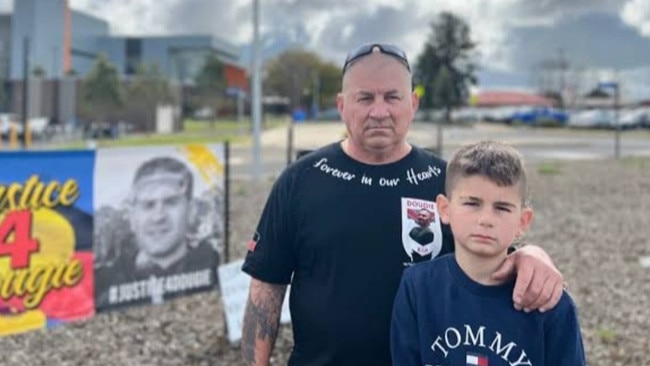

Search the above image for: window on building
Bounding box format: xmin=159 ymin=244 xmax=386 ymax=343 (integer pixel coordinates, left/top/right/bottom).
xmin=126 ymin=38 xmax=142 ymax=75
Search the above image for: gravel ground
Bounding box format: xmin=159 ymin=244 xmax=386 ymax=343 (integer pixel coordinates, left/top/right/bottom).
xmin=0 ymin=157 xmax=649 ymax=366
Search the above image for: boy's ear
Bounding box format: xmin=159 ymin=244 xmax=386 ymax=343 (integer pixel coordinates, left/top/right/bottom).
xmin=518 ymin=207 xmax=534 ymax=236
xmin=435 ymin=194 xmax=450 ymax=224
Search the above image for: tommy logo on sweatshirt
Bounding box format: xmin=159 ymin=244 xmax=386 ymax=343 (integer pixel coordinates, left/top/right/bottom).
xmin=466 ymin=352 xmax=488 ymax=366
xmin=430 ymin=325 xmax=531 ymax=365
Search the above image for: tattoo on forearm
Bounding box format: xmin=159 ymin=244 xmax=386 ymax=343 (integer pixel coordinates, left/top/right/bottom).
xmin=242 ymin=281 xmax=286 ymax=365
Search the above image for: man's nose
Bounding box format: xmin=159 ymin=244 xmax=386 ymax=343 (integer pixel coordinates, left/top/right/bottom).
xmin=368 ymin=100 xmax=390 ymax=119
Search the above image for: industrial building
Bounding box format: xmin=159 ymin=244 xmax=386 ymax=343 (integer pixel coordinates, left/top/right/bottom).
xmin=0 ymin=0 xmax=248 ymax=129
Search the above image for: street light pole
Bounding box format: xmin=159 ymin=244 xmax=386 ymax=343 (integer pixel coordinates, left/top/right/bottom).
xmin=21 ymin=37 xmax=30 ymax=149
xmin=311 ymin=71 xmax=320 ymax=121
xmin=598 ymin=80 xmax=621 ymax=160
xmin=251 ymin=0 xmax=263 ymax=180
xmin=614 ymin=83 xmax=620 ymax=159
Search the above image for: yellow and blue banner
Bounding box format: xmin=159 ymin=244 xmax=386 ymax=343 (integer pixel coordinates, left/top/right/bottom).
xmin=0 ymin=150 xmax=95 ymax=336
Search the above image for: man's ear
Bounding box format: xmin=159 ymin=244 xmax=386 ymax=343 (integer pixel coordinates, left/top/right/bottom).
xmin=336 ymin=92 xmax=345 ymax=115
xmin=436 ymin=194 xmax=450 ymax=224
xmin=411 ymin=90 xmax=419 ymax=112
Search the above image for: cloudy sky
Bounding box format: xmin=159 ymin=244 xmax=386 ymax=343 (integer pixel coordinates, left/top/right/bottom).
xmin=2 ymin=0 xmax=650 ymax=98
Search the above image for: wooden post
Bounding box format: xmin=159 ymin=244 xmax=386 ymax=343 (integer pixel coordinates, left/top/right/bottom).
xmin=9 ymin=124 xmax=18 ymax=148
xmin=25 ymin=121 xmax=32 ymax=148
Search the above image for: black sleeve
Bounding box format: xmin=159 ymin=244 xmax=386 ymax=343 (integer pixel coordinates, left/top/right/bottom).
xmin=440 ymin=221 xmax=455 ymax=255
xmin=437 ymin=158 xmax=455 ymax=255
xmin=241 ymin=170 xmax=297 ymax=285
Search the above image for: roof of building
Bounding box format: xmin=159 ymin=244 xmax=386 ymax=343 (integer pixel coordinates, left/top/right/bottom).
xmin=473 ymin=90 xmax=555 ymax=107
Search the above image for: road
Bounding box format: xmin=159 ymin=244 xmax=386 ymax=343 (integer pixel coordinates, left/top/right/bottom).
xmin=229 ymin=121 xmax=650 ymax=179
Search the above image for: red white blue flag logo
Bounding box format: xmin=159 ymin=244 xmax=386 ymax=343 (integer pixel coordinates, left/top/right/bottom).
xmin=466 ymin=352 xmax=489 ymax=366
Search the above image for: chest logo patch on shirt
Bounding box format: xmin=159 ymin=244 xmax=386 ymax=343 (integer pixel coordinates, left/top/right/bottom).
xmin=401 ymin=197 xmax=443 ymax=265
xmin=247 ymin=231 xmax=260 ymax=252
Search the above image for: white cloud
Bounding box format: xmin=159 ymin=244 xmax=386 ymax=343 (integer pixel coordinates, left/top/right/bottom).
xmin=71 ymin=0 xmax=176 ymax=35
xmin=0 ymin=0 xmax=12 ymax=12
xmin=1 ymin=0 xmax=647 ymax=97
xmin=621 ymin=0 xmax=650 ymax=37
xmin=62 ymin=0 xmax=591 ymax=73
xmin=401 ymin=0 xmax=582 ymax=72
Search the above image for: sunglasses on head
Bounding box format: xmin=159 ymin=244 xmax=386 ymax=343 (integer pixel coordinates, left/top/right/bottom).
xmin=342 ymin=43 xmax=411 ymax=74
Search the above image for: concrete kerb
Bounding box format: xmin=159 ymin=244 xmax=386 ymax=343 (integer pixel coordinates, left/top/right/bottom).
xmin=241 ymin=121 xmax=594 ymax=152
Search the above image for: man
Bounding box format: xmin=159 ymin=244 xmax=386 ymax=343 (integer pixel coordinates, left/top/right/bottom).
xmin=94 ymin=157 xmax=218 ymax=308
xmin=407 ymin=208 xmax=436 ymax=262
xmin=128 ymin=157 xmax=196 ymax=276
xmin=241 ymin=43 xmax=563 ymax=366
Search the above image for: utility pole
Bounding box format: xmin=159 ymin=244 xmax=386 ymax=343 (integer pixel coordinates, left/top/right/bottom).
xmin=614 ymin=82 xmax=620 ymax=159
xmin=251 ymin=0 xmax=263 ymax=180
xmin=598 ymin=80 xmax=621 ymax=159
xmin=557 ymin=48 xmax=568 ymax=111
xmin=311 ymin=71 xmax=320 ymax=121
xmin=21 ymin=37 xmax=30 ymax=149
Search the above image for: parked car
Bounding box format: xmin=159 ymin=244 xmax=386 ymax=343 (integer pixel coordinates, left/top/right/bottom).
xmin=567 ymin=109 xmax=615 ymax=129
xmin=0 ymin=113 xmax=20 ymax=139
xmin=618 ymin=108 xmax=650 ymax=130
xmin=509 ymin=107 xmax=569 ymax=127
xmin=1 ymin=114 xmax=55 ymax=140
xmin=84 ymin=121 xmax=117 ymax=139
xmin=482 ymin=106 xmax=524 ymax=124
xmin=318 ymin=107 xmax=341 ymax=121
xmin=29 ymin=117 xmax=50 ymax=139
xmin=451 ymin=108 xmax=480 ymax=126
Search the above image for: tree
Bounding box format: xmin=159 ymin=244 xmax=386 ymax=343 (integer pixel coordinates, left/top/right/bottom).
xmin=264 ymin=48 xmax=340 ymax=116
xmin=31 ymin=65 xmax=46 ymax=78
xmin=81 ymin=53 xmax=124 ymax=133
xmin=415 ymin=11 xmax=477 ymax=155
xmin=193 ymin=54 xmax=226 ymax=128
xmin=415 ymin=12 xmax=478 ymax=111
xmin=127 ymin=62 xmax=177 ymax=131
xmin=432 ymin=65 xmax=455 ymax=153
xmin=314 ymin=62 xmax=341 ymax=111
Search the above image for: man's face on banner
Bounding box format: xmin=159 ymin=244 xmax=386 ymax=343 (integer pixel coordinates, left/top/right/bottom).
xmin=130 ymin=181 xmax=190 ymax=259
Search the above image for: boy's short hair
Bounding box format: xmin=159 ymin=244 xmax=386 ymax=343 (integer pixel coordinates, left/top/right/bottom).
xmin=445 ymin=141 xmax=528 ymax=205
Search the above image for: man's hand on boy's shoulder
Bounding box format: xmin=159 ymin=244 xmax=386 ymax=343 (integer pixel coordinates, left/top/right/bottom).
xmin=492 ymin=245 xmax=564 ymax=313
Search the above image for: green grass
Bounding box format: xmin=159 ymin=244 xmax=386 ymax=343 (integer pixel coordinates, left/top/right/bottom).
xmin=183 ymin=117 xmax=288 ymax=133
xmin=596 ymin=327 xmax=617 ymax=344
xmin=621 ymin=156 xmax=647 ymax=169
xmin=56 ymin=116 xmax=290 ymax=149
xmin=537 ymin=162 xmax=562 ymax=175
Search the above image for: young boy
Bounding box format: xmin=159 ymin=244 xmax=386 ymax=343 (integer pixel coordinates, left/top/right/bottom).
xmin=390 ymin=141 xmax=586 ymax=365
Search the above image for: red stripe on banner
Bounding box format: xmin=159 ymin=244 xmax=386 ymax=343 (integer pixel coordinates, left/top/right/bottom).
xmin=39 ymin=251 xmax=95 ymax=322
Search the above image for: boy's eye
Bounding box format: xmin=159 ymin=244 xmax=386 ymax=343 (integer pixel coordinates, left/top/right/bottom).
xmin=496 ymin=206 xmax=512 ymax=212
xmin=463 ymin=201 xmax=478 ymax=206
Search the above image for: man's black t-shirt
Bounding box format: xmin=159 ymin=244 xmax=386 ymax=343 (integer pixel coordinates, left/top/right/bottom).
xmin=242 ymin=142 xmax=453 ymax=366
